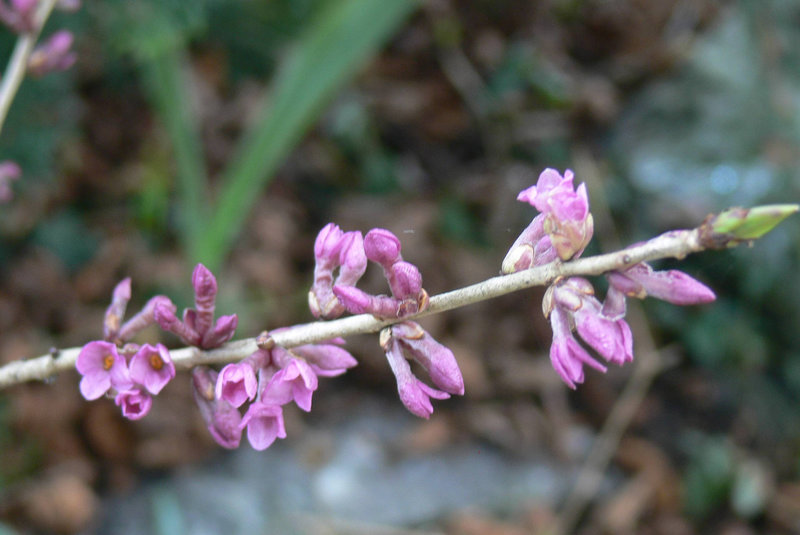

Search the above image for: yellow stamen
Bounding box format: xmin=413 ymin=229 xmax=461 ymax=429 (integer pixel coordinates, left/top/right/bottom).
xmin=102 ymin=354 xmax=115 ymax=371
xmin=149 ymin=353 xmax=164 ymax=371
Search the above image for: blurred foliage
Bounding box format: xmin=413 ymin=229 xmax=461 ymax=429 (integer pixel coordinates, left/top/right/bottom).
xmin=683 ymin=434 xmax=771 ymax=522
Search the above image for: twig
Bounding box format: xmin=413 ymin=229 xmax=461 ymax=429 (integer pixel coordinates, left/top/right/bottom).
xmin=0 ymin=227 xmax=708 ymax=389
xmin=0 ymin=0 xmax=60 ymax=137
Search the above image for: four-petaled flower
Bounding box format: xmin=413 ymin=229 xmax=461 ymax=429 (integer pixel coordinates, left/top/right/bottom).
xmin=76 ymin=341 xmax=133 ymax=400
xmin=239 ymin=401 xmax=287 ymax=451
xmin=129 ymin=343 xmax=175 ymax=395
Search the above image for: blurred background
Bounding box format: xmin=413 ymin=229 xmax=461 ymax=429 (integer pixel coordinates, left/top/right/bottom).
xmin=0 ymin=0 xmax=799 ymax=533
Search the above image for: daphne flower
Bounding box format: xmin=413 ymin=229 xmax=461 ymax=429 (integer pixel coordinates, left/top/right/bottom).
xmin=192 ymin=367 xmax=242 ymax=449
xmin=128 ymin=343 xmax=175 ymax=395
xmin=381 ymin=328 xmax=450 ymax=419
xmin=215 ymin=361 xmax=258 ymax=408
xmin=291 ymin=342 xmax=358 ymax=377
xmin=115 ymin=388 xmax=152 ymax=420
xmin=0 ymin=161 xmax=21 ymax=203
xmin=605 ymin=262 xmax=716 ymax=317
xmin=515 ymin=168 xmax=594 ymax=261
xmin=155 ymin=264 xmax=238 ymax=349
xmin=552 ymin=277 xmax=634 ymax=366
xmin=261 ymin=355 xmax=318 ymax=412
xmin=391 ymin=321 xmax=464 ymax=395
xmin=501 ymin=214 xmax=558 ymax=273
xmin=549 ymin=307 xmax=606 ymax=389
xmin=309 ymin=224 xmax=367 ymax=319
xmin=76 ymin=341 xmax=133 ymax=400
xmin=28 ymin=30 xmax=77 ymax=77
xmin=0 ymin=0 xmax=36 ymax=33
xmin=239 ymin=401 xmax=287 ymax=451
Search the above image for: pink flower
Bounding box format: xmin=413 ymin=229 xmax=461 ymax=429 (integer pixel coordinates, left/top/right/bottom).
xmin=501 ymin=214 xmax=557 ymax=273
xmin=0 ymin=160 xmax=21 ymax=203
xmin=261 ymin=356 xmax=318 ymax=412
xmin=129 ymin=343 xmax=175 ymax=395
xmin=606 ymin=262 xmax=716 ymax=307
xmin=363 ymin=228 xmax=403 ymax=268
xmin=215 ymin=361 xmax=258 ymax=408
xmin=155 ymin=264 xmax=238 ymax=349
xmin=549 ymin=307 xmax=606 ymax=389
xmin=115 ymin=388 xmax=152 ymax=420
xmin=516 ymin=168 xmax=594 ymax=261
xmin=103 ymin=278 xmax=131 ymax=342
xmin=391 ymin=321 xmax=464 ymax=395
xmin=552 ymin=277 xmax=634 ymax=366
xmin=309 ymin=224 xmax=367 ymax=319
xmin=192 ymin=367 xmax=242 ymax=449
xmin=28 ymin=30 xmax=77 ymax=77
xmin=382 ymin=331 xmax=450 ymax=419
xmin=240 ymin=401 xmax=287 ymax=451
xmin=75 ymin=341 xmax=133 ymax=400
xmin=291 ymin=342 xmax=358 ymax=377
xmin=0 ymin=0 xmax=36 ymax=33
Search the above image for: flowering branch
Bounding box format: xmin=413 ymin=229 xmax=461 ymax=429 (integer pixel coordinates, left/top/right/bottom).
xmin=0 ymin=0 xmax=59 ymax=136
xmin=0 ymin=204 xmax=794 ymax=391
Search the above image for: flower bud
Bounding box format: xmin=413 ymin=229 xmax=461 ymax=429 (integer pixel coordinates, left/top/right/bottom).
xmin=115 ymin=388 xmax=152 ymax=420
xmin=314 ymin=223 xmax=344 ymax=261
xmin=382 ymin=331 xmax=449 ymax=419
xmin=364 ymin=228 xmax=402 ymax=268
xmin=0 ymin=160 xmax=21 ymax=202
xmin=28 ymin=31 xmax=77 ymax=77
xmin=103 ymin=278 xmax=131 ymax=342
xmin=192 ymin=367 xmax=243 ymax=449
xmin=392 ymin=321 xmax=464 ymax=395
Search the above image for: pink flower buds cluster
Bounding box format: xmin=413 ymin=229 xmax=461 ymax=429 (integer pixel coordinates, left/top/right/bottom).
xmin=0 ymin=161 xmax=21 ymax=203
xmin=154 ymin=264 xmax=238 ymax=349
xmin=308 ymin=223 xmax=367 ymax=319
xmin=28 ymin=30 xmax=76 ymax=77
xmin=503 ymin=168 xmax=593 ymax=272
xmin=380 ymin=322 xmax=464 ymax=418
xmin=209 ymin=339 xmax=357 ymax=450
xmin=507 ymin=169 xmax=716 ymax=388
xmin=311 ymin=224 xmax=463 ymax=418
xmin=77 ymin=265 xmax=236 ymax=420
xmin=333 ymin=228 xmax=428 ymax=319
xmin=543 ymin=277 xmax=631 ymax=388
xmin=0 ymin=0 xmax=36 ymax=33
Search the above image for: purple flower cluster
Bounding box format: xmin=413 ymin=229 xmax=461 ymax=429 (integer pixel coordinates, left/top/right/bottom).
xmin=505 ymin=168 xmax=716 ymax=388
xmin=311 ymin=225 xmax=463 ymax=418
xmin=76 ymin=265 xmax=236 ymax=421
xmin=209 ymin=340 xmax=357 ymax=450
xmin=76 ymin=276 xmax=176 ymax=419
xmin=153 ymin=264 xmax=238 ymax=349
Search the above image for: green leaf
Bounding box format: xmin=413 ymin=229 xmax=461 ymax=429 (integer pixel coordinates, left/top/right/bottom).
xmin=141 ymin=46 xmax=210 ymax=262
xmin=197 ymin=0 xmax=418 ymax=270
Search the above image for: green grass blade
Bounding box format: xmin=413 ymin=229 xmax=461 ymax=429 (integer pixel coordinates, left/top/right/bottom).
xmin=198 ymin=0 xmax=417 ymax=270
xmin=142 ymin=46 xmax=209 ymax=263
